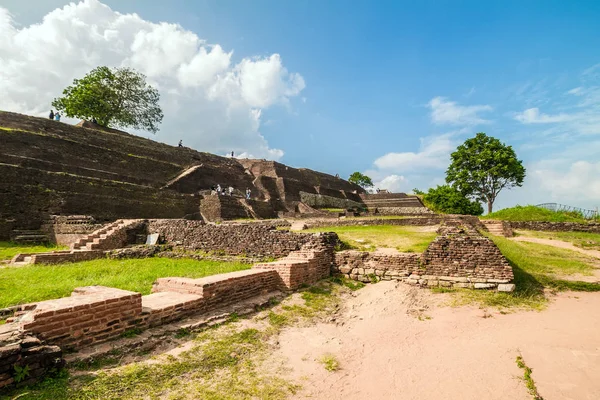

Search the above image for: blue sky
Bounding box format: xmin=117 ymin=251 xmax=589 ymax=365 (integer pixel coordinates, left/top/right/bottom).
xmin=2 ymin=0 xmax=600 ymax=211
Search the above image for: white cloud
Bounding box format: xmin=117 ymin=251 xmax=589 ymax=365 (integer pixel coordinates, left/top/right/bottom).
xmin=0 ymin=0 xmax=305 ymax=159
xmin=513 ymin=83 xmax=600 ymax=136
xmin=526 ymin=160 xmax=600 ymax=208
xmin=428 ymin=96 xmax=492 ymax=126
xmin=373 ymin=174 xmax=406 ymax=193
xmin=513 ymin=107 xmax=574 ymax=124
xmin=373 ymin=133 xmax=456 ymax=171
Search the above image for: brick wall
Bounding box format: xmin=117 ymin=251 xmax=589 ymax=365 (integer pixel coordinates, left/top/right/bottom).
xmin=252 ymin=233 xmax=337 ymax=289
xmin=147 ymin=219 xmax=316 ymax=258
xmin=18 ymin=286 xmax=142 ymax=350
xmin=334 ymin=251 xmax=421 ymax=282
xmin=29 ymin=250 xmax=105 ymax=265
xmin=149 ymin=269 xmax=282 ymax=326
xmin=0 ymin=325 xmax=63 ymax=390
xmin=507 ymin=221 xmax=600 ymax=233
xmin=40 ymin=215 xmax=104 ymax=246
xmin=334 ymin=226 xmax=514 ymax=291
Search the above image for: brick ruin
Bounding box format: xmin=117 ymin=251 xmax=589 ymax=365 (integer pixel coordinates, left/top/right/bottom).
xmin=0 ymin=216 xmax=518 ymax=390
xmin=0 ymin=111 xmax=518 ymax=390
xmin=334 ymin=226 xmax=515 ymax=291
xmin=0 ymin=111 xmax=431 ymax=240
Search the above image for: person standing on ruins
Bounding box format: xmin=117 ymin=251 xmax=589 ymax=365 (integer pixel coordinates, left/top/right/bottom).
xmin=54 ymin=112 xmax=61 ymax=122
xmin=49 ymin=110 xmax=54 ymax=120
xmin=216 ymin=184 xmax=222 ymax=195
xmin=228 ymin=186 xmax=234 ymax=196
xmin=246 ymin=188 xmax=251 ymax=199
xmin=178 ymin=140 xmax=183 ymax=147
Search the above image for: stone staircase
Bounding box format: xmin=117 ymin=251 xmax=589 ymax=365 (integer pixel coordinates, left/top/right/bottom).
xmin=70 ymin=219 xmax=143 ymax=251
xmin=10 ymin=230 xmax=50 ymax=244
xmin=481 ymin=220 xmax=512 ymax=237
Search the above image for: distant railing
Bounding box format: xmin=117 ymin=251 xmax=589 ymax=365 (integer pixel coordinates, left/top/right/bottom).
xmin=536 ymin=203 xmax=599 ymax=219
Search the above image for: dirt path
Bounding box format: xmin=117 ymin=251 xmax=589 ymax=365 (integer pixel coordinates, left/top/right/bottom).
xmin=275 ymin=281 xmax=600 ymax=400
xmin=511 ymin=235 xmax=600 ymax=259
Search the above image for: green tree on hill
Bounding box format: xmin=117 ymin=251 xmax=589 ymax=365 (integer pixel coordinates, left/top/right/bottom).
xmin=52 ymin=66 xmax=163 ymax=133
xmin=415 ymin=185 xmax=483 ymax=215
xmin=446 ymin=133 xmax=525 ymax=214
xmin=348 ymin=172 xmax=374 ymax=189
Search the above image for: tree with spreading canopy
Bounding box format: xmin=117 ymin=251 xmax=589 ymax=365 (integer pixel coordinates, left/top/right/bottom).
xmin=348 ymin=172 xmax=374 ymax=189
xmin=446 ymin=132 xmax=525 ymax=214
xmin=52 ymin=66 xmax=163 ymax=133
xmin=414 ymin=185 xmax=483 ymax=216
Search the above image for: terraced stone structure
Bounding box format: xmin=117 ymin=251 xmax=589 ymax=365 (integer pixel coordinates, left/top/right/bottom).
xmin=1 ymin=111 xmax=436 ymax=240
xmin=0 ymin=112 xmax=366 ymax=238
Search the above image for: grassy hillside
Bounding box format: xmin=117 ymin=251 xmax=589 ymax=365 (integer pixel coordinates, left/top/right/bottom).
xmin=482 ymin=205 xmax=596 ymax=223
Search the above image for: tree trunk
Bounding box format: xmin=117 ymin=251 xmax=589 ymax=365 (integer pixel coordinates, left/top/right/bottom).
xmin=487 ymin=200 xmax=493 ymax=214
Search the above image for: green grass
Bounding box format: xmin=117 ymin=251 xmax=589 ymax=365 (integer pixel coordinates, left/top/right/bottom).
xmin=319 ymin=354 xmax=340 ymax=372
xmin=518 ymin=230 xmax=600 ymax=251
xmin=516 ymin=355 xmax=543 ymax=400
xmin=445 ymin=235 xmax=600 ymax=310
xmin=0 ymin=241 xmax=68 ymax=261
xmin=304 ymin=225 xmax=437 ymax=252
xmin=0 ymin=257 xmax=250 ymax=308
xmin=483 ymin=205 xmax=596 ymax=223
xmin=321 ymin=208 xmax=345 ymax=213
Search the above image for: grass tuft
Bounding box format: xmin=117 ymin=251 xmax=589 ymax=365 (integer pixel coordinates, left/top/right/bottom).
xmin=516 ymin=355 xmax=544 ymax=400
xmin=319 ymin=354 xmax=340 ymax=372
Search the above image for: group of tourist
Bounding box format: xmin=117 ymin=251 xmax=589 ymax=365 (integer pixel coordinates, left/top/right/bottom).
xmin=48 ymin=110 xmax=61 ymax=122
xmin=210 ymin=184 xmax=252 ymax=200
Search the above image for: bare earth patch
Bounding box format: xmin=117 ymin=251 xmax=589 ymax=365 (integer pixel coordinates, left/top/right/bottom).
xmin=274 ymin=281 xmax=600 ymax=400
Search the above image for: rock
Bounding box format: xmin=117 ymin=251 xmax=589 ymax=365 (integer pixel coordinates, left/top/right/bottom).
xmin=474 ymin=283 xmax=495 ymax=289
xmin=497 ymin=283 xmax=516 ymax=292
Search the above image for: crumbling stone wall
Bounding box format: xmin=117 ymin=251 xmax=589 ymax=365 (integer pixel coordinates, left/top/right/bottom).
xmin=334 ymin=226 xmax=514 ymax=290
xmin=147 ymin=219 xmax=317 ymax=258
xmin=0 ymin=325 xmax=63 ymax=390
xmin=40 ymin=215 xmax=104 ymax=246
xmin=507 ymin=221 xmax=600 ymax=233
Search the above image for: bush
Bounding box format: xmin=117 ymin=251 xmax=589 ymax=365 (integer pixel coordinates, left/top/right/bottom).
xmin=418 ymin=185 xmax=483 ymax=216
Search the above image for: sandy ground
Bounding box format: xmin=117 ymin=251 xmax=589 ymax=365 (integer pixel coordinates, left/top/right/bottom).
xmin=511 ymin=235 xmax=600 ymax=259
xmin=275 ymin=281 xmax=600 ymax=400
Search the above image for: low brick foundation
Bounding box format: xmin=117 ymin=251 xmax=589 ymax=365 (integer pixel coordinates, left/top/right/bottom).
xmin=12 ymin=250 xmax=106 ymax=265
xmin=0 ymin=325 xmax=63 ymax=389
xmin=19 ymin=286 xmax=142 ymax=350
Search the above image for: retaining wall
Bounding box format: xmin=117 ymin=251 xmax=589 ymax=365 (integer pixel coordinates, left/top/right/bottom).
xmin=147 ymin=219 xmax=316 ymax=258
xmin=507 ymin=221 xmax=600 ymax=233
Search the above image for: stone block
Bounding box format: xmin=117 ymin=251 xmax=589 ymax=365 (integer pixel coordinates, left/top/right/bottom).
xmin=497 ymin=283 xmax=516 ymax=292
xmin=474 ymin=283 xmax=495 ymax=289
